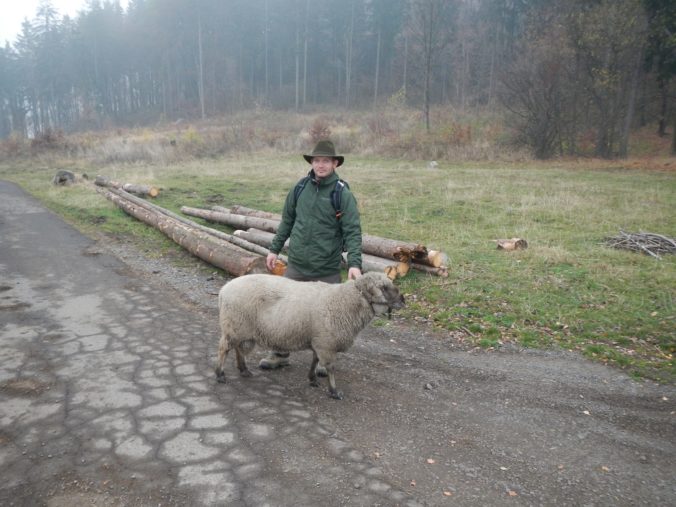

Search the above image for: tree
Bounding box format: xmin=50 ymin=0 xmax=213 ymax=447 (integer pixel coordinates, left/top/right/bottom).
xmin=567 ymin=0 xmax=648 ymax=158
xmin=500 ymin=24 xmax=570 ymax=159
xmin=644 ymin=0 xmax=676 ymax=153
xmin=406 ymin=0 xmax=455 ymax=131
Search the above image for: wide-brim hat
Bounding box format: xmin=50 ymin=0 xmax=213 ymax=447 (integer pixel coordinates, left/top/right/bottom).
xmin=303 ymin=140 xmax=344 ymax=167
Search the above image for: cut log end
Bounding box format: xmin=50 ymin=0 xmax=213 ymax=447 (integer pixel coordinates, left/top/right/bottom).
xmin=270 ymin=259 xmax=287 ymax=276
xmin=496 ymin=238 xmax=528 ymax=251
xmin=384 ymin=266 xmax=398 ymax=280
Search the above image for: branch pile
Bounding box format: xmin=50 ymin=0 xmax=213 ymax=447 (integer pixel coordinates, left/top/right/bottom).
xmin=182 ymin=204 xmax=449 ymax=279
xmin=605 ymin=231 xmax=676 ymax=260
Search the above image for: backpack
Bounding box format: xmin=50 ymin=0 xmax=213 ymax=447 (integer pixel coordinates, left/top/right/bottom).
xmin=293 ymin=175 xmax=349 ymax=220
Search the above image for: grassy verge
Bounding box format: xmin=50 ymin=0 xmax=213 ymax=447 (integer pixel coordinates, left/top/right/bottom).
xmin=1 ymin=155 xmax=674 ymax=382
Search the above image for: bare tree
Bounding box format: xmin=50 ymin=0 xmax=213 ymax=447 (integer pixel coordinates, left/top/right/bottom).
xmin=406 ymin=0 xmax=455 ymax=131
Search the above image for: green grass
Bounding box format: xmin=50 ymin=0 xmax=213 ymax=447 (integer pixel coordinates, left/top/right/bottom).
xmin=1 ymin=154 xmax=674 ymax=382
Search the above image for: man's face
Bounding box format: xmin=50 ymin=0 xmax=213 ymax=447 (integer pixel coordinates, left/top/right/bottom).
xmin=311 ymin=156 xmax=339 ymax=179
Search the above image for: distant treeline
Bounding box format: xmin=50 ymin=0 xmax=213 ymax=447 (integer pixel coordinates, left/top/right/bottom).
xmin=0 ymin=0 xmax=673 ymax=158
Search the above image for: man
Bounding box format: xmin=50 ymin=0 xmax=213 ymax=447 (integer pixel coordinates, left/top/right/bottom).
xmin=261 ymin=139 xmax=363 ymax=371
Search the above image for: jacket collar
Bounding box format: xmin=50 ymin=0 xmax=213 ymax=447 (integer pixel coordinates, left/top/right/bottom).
xmin=309 ymin=169 xmax=339 ymax=187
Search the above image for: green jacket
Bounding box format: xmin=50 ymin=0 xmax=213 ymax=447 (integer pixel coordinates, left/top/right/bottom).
xmin=270 ymin=170 xmax=362 ymax=278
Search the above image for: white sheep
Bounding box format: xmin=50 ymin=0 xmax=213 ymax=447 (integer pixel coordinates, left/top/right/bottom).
xmin=215 ymin=271 xmax=405 ymax=399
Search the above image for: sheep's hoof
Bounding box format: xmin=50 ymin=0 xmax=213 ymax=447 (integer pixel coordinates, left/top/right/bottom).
xmin=309 ymin=379 xmax=320 ymax=388
xmin=239 ymin=369 xmax=253 ymax=378
xmin=329 ymin=389 xmax=343 ymax=400
xmin=215 ymin=369 xmax=227 ymax=384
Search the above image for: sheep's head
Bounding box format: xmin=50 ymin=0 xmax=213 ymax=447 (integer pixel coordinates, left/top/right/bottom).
xmin=355 ymin=272 xmax=405 ymax=317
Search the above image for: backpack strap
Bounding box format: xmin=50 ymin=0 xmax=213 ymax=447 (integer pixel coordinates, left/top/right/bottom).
xmin=330 ymin=179 xmax=349 ymax=220
xmin=293 ymin=175 xmax=312 ymax=205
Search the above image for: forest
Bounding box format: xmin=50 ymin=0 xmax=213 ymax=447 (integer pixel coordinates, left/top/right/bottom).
xmin=0 ymin=0 xmax=674 ymax=159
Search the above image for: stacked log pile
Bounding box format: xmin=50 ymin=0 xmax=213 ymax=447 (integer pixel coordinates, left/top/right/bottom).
xmin=182 ymin=204 xmax=449 ymax=279
xmin=95 ymin=179 xmax=448 ymax=279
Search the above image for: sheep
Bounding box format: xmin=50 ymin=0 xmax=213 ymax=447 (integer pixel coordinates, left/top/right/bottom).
xmin=215 ymin=271 xmax=405 ymax=399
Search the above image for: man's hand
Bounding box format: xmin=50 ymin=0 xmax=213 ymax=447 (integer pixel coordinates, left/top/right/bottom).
xmin=266 ymin=252 xmax=278 ymax=272
xmin=347 ymin=267 xmax=362 ymax=280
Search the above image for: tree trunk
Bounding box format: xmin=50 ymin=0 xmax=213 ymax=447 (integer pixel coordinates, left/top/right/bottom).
xmin=181 ymin=206 xmax=280 ymax=233
xmin=619 ymin=46 xmax=644 ymax=158
xmin=197 ymin=13 xmax=206 ymax=120
xmin=410 ymin=263 xmax=448 ymax=277
xmin=101 ymin=191 xmax=267 ymax=277
xmin=373 ymin=29 xmax=381 ymax=109
xmin=215 ymin=205 xmax=282 ymax=221
xmin=343 ymin=253 xmax=409 ymax=280
xmin=234 ymin=228 xmax=287 ymax=250
xmin=94 ymin=175 xmax=160 ymax=198
xmin=361 ymin=234 xmax=426 ymax=262
xmin=108 ymin=189 xmax=287 ymax=274
xmin=345 ymin=0 xmax=355 ymax=108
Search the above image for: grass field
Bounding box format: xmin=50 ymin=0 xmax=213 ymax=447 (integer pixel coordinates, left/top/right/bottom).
xmin=1 ymin=152 xmax=674 ymax=382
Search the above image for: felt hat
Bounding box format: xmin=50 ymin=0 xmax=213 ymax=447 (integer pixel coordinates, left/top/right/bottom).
xmin=303 ymin=140 xmax=344 ymax=167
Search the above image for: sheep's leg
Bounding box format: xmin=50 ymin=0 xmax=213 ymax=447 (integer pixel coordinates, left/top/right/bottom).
xmin=308 ymin=350 xmax=320 ymax=387
xmin=235 ymin=347 xmax=252 ymax=377
xmin=326 ymin=366 xmax=343 ymax=400
xmin=215 ymin=333 xmax=230 ymax=384
xmin=315 ymin=348 xmax=342 ymax=400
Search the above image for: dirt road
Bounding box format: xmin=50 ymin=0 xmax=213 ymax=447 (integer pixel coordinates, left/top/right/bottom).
xmin=1 ymin=180 xmax=674 ymax=506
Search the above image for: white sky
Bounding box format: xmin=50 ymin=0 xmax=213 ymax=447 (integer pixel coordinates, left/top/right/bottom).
xmin=0 ymin=1 xmax=128 ymax=47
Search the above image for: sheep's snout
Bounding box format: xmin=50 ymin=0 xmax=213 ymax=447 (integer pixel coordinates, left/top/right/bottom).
xmin=380 ymin=283 xmax=405 ymax=318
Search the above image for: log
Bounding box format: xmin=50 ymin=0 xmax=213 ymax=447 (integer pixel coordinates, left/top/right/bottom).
xmin=361 ymin=234 xmax=428 ymax=263
xmin=218 ymin=205 xmax=447 ymax=267
xmin=410 ymin=263 xmax=449 ymax=278
xmin=181 ymin=207 xmax=280 ymax=233
xmin=216 ymin=205 xmax=282 ymax=222
xmin=95 ymin=175 xmax=160 ymax=197
xmin=234 ymin=228 xmax=288 ymax=250
xmin=496 ymin=238 xmax=528 ymax=251
xmin=123 ymin=183 xmax=160 ymax=198
xmin=341 ymin=252 xmax=409 ymax=280
xmin=237 ymin=228 xmax=413 ymax=278
xmin=414 ymin=250 xmax=449 ymax=268
xmin=212 ymin=205 xmax=448 ymax=268
xmin=100 ymin=190 xmax=267 ymax=276
xmin=105 ymin=188 xmax=287 ymax=272
xmin=217 ymin=205 xmax=451 ymax=277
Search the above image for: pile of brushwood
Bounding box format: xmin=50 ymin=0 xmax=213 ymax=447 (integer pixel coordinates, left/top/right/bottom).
xmin=605 ymin=231 xmax=676 ymax=260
